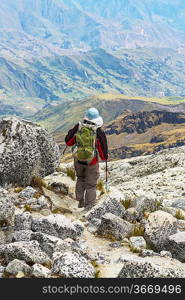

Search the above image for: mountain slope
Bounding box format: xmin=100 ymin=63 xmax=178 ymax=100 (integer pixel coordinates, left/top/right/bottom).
xmin=1 ymin=47 xmax=185 ymax=118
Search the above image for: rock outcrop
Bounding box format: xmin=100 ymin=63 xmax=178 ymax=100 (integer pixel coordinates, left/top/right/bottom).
xmin=0 ymin=117 xmax=60 ymax=186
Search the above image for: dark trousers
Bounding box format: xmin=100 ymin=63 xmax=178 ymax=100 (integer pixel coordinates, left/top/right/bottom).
xmin=74 ymin=159 xmax=100 ymax=207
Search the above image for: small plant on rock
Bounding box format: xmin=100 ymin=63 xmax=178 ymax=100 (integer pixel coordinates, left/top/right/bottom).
xmin=131 ymin=224 xmax=145 ymax=237
xmin=175 ymin=209 xmax=185 ymax=220
xmin=66 ymin=168 xmax=76 ymax=181
xmin=96 ymin=179 xmax=105 ymax=195
xmin=121 ymin=198 xmax=132 ymax=209
xmin=30 ymin=176 xmax=47 ymax=189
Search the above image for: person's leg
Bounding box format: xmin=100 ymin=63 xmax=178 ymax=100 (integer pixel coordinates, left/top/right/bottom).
xmin=84 ymin=163 xmax=100 ymax=207
xmin=74 ymin=160 xmax=86 ymax=207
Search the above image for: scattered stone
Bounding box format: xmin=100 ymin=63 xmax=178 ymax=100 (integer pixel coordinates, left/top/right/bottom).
xmin=164 ymin=231 xmax=185 ymax=262
xmin=109 ymin=242 xmax=122 ymax=248
xmin=5 ymin=259 xmax=32 ymax=275
xmin=31 ymin=232 xmax=61 ymax=258
xmin=3 ymin=240 xmax=51 ymax=265
xmin=171 ymin=198 xmax=185 ymax=211
xmin=123 ymin=208 xmax=138 ymax=223
xmin=129 ymin=236 xmax=146 ymax=252
xmin=135 ymin=194 xmax=159 ymax=220
xmin=97 ymin=213 xmax=134 ymax=240
xmin=144 ymin=210 xmax=177 ymax=251
xmin=50 ymin=182 xmax=69 ymax=195
xmin=42 ymin=187 xmax=72 ymax=213
xmin=14 ymin=212 xmax=33 ymax=231
xmin=85 ymin=189 xmax=125 ymax=222
xmin=160 ymin=251 xmax=172 ymax=258
xmin=118 ymin=255 xmax=184 ymax=278
xmin=32 ymin=263 xmax=51 ymax=278
xmin=37 ymin=196 xmax=50 ymax=208
xmin=177 ymin=219 xmax=185 ymax=231
xmin=52 ymin=251 xmax=95 ymax=278
xmin=18 ymin=187 xmax=37 ymax=200
xmin=140 ymin=249 xmax=159 ymax=258
xmin=32 ymin=214 xmax=78 ymax=240
xmin=12 ymin=230 xmax=33 ymax=242
xmin=72 ymin=220 xmax=84 ymax=237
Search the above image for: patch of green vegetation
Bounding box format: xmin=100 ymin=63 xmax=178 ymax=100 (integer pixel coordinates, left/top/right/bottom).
xmin=66 ymin=168 xmax=76 ymax=181
xmin=30 ymin=176 xmax=47 ymax=189
xmin=130 ymin=224 xmax=145 ymax=237
xmin=96 ymin=179 xmax=105 ymax=195
xmin=121 ymin=198 xmax=132 ymax=209
xmin=175 ymin=209 xmax=185 ymax=220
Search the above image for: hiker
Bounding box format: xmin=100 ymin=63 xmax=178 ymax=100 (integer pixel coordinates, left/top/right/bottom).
xmin=65 ymin=107 xmax=108 ymax=209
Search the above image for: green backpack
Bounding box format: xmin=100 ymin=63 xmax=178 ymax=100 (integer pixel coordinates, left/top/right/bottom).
xmin=75 ymin=125 xmax=97 ymax=162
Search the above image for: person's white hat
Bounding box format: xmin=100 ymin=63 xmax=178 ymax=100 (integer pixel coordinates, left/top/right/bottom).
xmin=84 ymin=107 xmax=103 ymax=128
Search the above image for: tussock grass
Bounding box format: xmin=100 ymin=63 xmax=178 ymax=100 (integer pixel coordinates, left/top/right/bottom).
xmin=14 ymin=187 xmax=24 ymax=193
xmin=66 ymin=168 xmax=76 ymax=181
xmin=24 ymin=204 xmax=32 ymax=212
xmin=96 ymin=179 xmax=105 ymax=195
xmin=175 ymin=209 xmax=185 ymax=220
xmin=30 ymin=176 xmax=47 ymax=189
xmin=121 ymin=198 xmax=132 ymax=209
xmin=131 ymin=224 xmax=145 ymax=237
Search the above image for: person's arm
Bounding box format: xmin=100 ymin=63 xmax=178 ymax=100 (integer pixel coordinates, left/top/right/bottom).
xmin=96 ymin=128 xmax=108 ymax=161
xmin=65 ymin=123 xmax=79 ymax=146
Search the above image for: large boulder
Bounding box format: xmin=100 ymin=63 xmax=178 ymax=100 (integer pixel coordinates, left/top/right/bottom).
xmin=32 ymin=214 xmax=81 ymax=240
xmin=164 ymin=232 xmax=185 ymax=262
xmin=52 ymin=251 xmax=95 ymax=278
xmin=5 ymin=259 xmax=32 ymax=276
xmin=3 ymin=240 xmax=51 ymax=265
xmin=117 ymin=255 xmax=185 ymax=278
xmin=0 ymin=191 xmax=15 ymax=226
xmin=0 ymin=117 xmax=60 ymax=187
xmin=97 ymin=213 xmax=134 ymax=241
xmin=144 ymin=210 xmax=177 ymax=251
xmin=85 ymin=188 xmax=125 ymax=222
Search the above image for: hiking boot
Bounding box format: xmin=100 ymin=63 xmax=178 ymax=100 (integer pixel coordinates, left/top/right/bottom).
xmin=78 ymin=199 xmax=85 ymax=208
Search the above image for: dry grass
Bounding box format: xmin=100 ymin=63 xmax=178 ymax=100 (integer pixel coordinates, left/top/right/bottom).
xmin=30 ymin=176 xmax=47 ymax=189
xmin=121 ymin=199 xmax=132 ymax=209
xmin=66 ymin=168 xmax=76 ymax=181
xmin=14 ymin=187 xmax=24 ymax=193
xmin=175 ymin=209 xmax=185 ymax=220
xmin=130 ymin=224 xmax=145 ymax=237
xmin=96 ymin=179 xmax=105 ymax=195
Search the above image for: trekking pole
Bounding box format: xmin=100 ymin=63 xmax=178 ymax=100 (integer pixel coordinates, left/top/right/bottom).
xmin=61 ymin=145 xmax=68 ymax=161
xmin=105 ymin=159 xmax=108 ymax=193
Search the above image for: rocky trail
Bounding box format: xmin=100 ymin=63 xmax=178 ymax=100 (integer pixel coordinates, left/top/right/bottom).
xmin=0 ymin=117 xmax=185 ymax=278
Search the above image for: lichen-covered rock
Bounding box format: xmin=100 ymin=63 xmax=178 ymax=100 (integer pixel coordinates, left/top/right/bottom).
xmin=3 ymin=240 xmax=51 ymax=265
xmin=97 ymin=213 xmax=134 ymax=240
xmin=123 ymin=208 xmax=138 ymax=223
xmin=14 ymin=212 xmax=33 ymax=231
xmin=144 ymin=210 xmax=177 ymax=251
xmin=30 ymin=232 xmax=62 ymax=257
xmin=0 ymin=116 xmax=60 ymax=187
xmin=32 ymin=214 xmax=78 ymax=240
xmin=171 ymin=198 xmax=185 ymax=211
xmin=85 ymin=189 xmax=125 ymax=222
xmin=32 ymin=263 xmax=51 ymax=278
xmin=12 ymin=230 xmax=33 ymax=242
xmin=72 ymin=220 xmax=84 ymax=237
xmin=51 ymin=251 xmax=95 ymax=278
xmin=18 ymin=187 xmax=37 ymax=199
xmin=118 ymin=255 xmax=185 ymax=278
xmin=0 ymin=193 xmax=15 ymax=226
xmin=129 ymin=236 xmax=146 ymax=252
xmin=164 ymin=231 xmax=185 ymax=262
xmin=5 ymin=259 xmax=32 ymax=275
xmin=135 ymin=194 xmax=159 ymax=220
